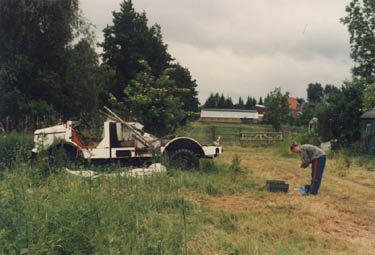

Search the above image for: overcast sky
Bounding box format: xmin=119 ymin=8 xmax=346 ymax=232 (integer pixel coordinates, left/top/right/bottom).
xmin=80 ymin=0 xmax=353 ymax=104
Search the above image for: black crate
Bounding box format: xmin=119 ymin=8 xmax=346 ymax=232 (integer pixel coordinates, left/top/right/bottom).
xmin=266 ymin=182 xmax=289 ymax=193
xmin=266 ymin=180 xmax=285 ymax=185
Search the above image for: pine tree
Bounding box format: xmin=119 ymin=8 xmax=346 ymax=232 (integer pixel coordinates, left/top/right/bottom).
xmin=259 ymin=96 xmax=263 ymax=105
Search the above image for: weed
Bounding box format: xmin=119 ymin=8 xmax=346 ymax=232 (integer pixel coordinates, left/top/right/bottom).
xmin=219 ymin=212 xmax=238 ymax=233
xmin=199 ymin=159 xmax=220 ymax=173
xmin=230 ymin=154 xmax=242 ymax=182
xmin=205 ymin=182 xmax=222 ymax=196
xmin=0 ymin=132 xmax=34 ymax=170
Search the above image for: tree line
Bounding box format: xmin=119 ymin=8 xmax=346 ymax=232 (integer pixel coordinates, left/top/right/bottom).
xmin=261 ymin=83 xmax=340 ymax=131
xmin=1 ymin=0 xmax=374 ymax=145
xmin=0 ymin=0 xmax=199 ymax=136
xmin=202 ymin=93 xmax=263 ymax=110
xmin=308 ymin=0 xmax=375 ymax=145
xmin=260 ymin=0 xmax=375 ymax=146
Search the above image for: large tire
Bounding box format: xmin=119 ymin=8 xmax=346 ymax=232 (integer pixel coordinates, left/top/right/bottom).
xmin=169 ymin=149 xmax=199 ymax=170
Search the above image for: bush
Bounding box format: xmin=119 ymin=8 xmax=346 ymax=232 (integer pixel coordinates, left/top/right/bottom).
xmin=0 ymin=132 xmax=34 ymax=170
xmin=230 ymin=154 xmax=242 ymax=182
xmin=200 ymin=159 xmax=221 ymax=173
xmin=295 ymin=130 xmax=320 ymax=146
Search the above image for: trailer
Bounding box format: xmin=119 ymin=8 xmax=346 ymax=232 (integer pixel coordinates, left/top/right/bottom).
xmin=32 ymin=107 xmax=222 ymax=169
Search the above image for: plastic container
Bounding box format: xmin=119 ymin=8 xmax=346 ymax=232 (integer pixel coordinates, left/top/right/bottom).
xmin=266 ymin=180 xmax=289 ymax=193
xmin=266 ymin=180 xmax=285 ymax=185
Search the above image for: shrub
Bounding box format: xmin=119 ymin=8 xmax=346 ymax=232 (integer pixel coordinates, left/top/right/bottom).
xmin=0 ymin=132 xmax=34 ymax=170
xmin=200 ymin=159 xmax=221 ymax=173
xmin=230 ymin=154 xmax=242 ymax=182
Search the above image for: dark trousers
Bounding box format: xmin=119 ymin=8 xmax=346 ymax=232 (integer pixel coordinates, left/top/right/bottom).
xmin=305 ymin=155 xmax=326 ymax=195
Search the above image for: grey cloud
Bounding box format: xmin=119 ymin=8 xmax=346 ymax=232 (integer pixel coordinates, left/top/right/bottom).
xmin=81 ymin=0 xmax=353 ymax=103
xmin=131 ymin=0 xmax=351 ymax=61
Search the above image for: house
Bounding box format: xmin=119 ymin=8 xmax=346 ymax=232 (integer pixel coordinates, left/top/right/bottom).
xmin=255 ymin=104 xmax=264 ymax=120
xmin=200 ymin=108 xmax=260 ymax=124
xmin=288 ymin=97 xmax=301 ymax=116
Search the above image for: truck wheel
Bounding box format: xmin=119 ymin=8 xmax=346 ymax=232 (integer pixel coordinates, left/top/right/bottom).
xmin=169 ymin=149 xmax=199 ymax=170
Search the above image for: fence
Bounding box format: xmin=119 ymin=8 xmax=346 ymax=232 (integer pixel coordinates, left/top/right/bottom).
xmin=185 ymin=123 xmax=300 ymax=145
xmin=239 ymin=132 xmax=283 ymax=142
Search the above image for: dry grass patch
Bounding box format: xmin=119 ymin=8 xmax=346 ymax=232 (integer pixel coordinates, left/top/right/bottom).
xmin=200 ymin=145 xmax=375 ymax=254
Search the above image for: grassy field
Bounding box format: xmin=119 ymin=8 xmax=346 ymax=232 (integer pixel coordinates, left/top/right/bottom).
xmin=0 ymin=122 xmax=374 ymax=254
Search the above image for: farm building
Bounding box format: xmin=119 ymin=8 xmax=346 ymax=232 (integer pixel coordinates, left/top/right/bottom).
xmin=360 ymin=110 xmax=375 ymax=153
xmin=200 ymin=108 xmax=260 ymax=123
xmin=255 ymin=104 xmax=265 ymax=115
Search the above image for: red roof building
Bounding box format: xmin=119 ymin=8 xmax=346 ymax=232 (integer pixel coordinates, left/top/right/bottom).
xmin=288 ymin=97 xmax=301 ymax=116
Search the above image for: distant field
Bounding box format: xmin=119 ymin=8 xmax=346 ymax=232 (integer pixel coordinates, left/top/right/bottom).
xmin=1 ymin=123 xmax=374 ymax=254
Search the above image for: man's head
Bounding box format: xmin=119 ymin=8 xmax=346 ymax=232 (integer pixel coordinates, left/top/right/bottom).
xmin=290 ymin=141 xmax=299 ymax=153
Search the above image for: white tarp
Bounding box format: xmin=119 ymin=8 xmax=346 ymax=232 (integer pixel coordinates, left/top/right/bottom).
xmin=65 ymin=163 xmax=167 ymax=178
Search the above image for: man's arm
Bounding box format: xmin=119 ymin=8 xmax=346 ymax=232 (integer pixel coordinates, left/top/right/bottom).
xmin=299 ymin=149 xmax=310 ymax=168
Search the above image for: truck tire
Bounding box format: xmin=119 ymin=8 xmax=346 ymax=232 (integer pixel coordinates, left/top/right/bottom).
xmin=169 ymin=149 xmax=199 ymax=170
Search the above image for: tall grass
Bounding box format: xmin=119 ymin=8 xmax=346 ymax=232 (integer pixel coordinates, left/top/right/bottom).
xmin=0 ymin=160 xmax=258 ymax=254
xmin=1 ymin=124 xmax=370 ymax=254
xmin=0 ymin=132 xmax=34 ymax=170
xmin=0 ymin=131 xmax=255 ymax=254
xmin=0 ymin=167 xmax=189 ymax=253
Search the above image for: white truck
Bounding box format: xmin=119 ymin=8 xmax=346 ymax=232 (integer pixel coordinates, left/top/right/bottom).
xmin=32 ymin=107 xmax=222 ymax=169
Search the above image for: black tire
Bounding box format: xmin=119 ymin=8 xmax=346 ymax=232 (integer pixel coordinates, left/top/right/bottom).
xmin=169 ymin=149 xmax=199 ymax=170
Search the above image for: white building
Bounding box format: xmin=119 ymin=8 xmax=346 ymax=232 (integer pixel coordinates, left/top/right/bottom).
xmin=200 ymin=108 xmax=260 ymax=123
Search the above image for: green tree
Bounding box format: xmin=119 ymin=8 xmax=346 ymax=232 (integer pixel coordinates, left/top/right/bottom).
xmin=101 ymin=0 xmax=172 ymax=101
xmin=319 ymin=79 xmax=364 ymax=143
xmin=214 ymin=93 xmax=220 ymax=108
xmin=63 ymin=39 xmax=106 ymax=119
xmin=110 ymin=60 xmax=185 ymax=137
xmin=307 ymin=83 xmax=324 ymax=102
xmin=203 ymin=93 xmax=217 ymax=108
xmin=296 ymin=97 xmax=305 ymax=105
xmin=362 ymin=82 xmax=375 ymax=112
xmin=224 ymin=97 xmax=234 ymax=109
xmin=0 ymin=0 xmax=96 ymax=128
xmin=168 ymin=63 xmax=199 ymax=112
xmin=235 ymin=97 xmax=244 ymax=109
xmin=243 ymin=96 xmax=257 ymax=110
xmin=258 ymin=96 xmax=263 ymax=105
xmin=245 ymin=96 xmax=252 ymax=109
xmin=341 ymin=0 xmax=375 ymax=78
xmin=323 ymin=84 xmax=340 ymax=101
xmin=297 ymin=107 xmax=316 ymax=127
xmin=252 ymin=97 xmax=257 ymax=108
xmin=263 ymin=88 xmax=290 ymax=130
xmin=217 ymin=94 xmax=226 ymax=108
